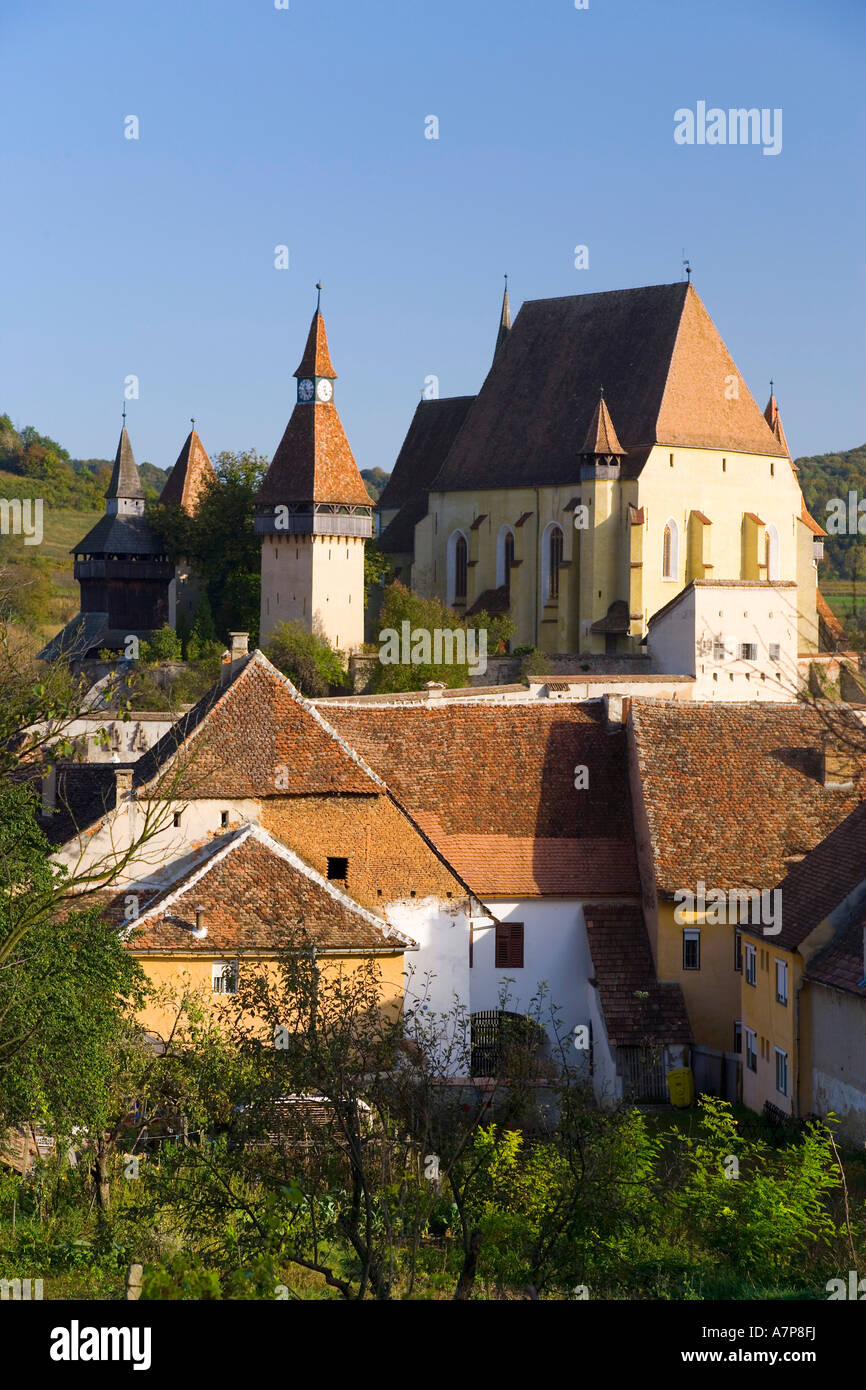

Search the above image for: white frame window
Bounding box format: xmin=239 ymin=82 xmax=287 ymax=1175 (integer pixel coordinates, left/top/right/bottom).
xmin=682 ymin=928 xmax=701 ymax=971
xmin=745 ymin=1027 xmax=757 ymax=1072
xmin=775 ymin=959 xmax=788 ymax=1005
xmin=745 ymin=942 xmax=757 ymax=986
xmin=212 ymin=961 xmax=238 ymax=995
xmin=775 ymin=1047 xmax=788 ymax=1096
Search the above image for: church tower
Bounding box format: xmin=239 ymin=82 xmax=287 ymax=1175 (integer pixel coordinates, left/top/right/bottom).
xmin=255 ymin=288 xmax=373 ymax=654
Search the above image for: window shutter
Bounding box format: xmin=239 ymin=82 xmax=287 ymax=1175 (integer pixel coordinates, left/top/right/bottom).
xmin=495 ymin=922 xmax=524 ymax=968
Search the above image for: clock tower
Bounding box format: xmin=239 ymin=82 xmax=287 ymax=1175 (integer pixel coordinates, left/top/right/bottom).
xmin=255 ymin=287 xmax=373 ymax=657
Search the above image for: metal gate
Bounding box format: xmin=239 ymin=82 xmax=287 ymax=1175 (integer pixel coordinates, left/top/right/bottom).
xmin=616 ymin=1046 xmax=668 ymax=1102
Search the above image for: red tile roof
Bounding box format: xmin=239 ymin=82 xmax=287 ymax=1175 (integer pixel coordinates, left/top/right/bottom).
xmin=630 ymin=701 xmax=866 ymax=898
xmin=430 ymin=283 xmax=786 ymax=494
xmin=746 ymin=795 xmax=866 ymax=951
xmin=806 ymin=914 xmax=866 ymax=996
xmin=320 ymin=701 xmax=639 ymax=897
xmin=580 ymin=395 xmax=625 ymax=456
xmin=295 ymin=309 xmax=337 ymax=379
xmin=256 ymin=402 xmax=372 ymax=507
xmin=159 ymin=430 xmax=216 ymax=515
xmin=584 ymin=904 xmax=692 ymax=1045
xmin=134 ymin=652 xmax=384 ymax=800
xmin=122 ymin=824 xmax=412 ymax=954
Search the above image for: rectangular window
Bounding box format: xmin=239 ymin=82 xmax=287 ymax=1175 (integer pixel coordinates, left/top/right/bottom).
xmin=739 ymin=643 xmax=757 ymax=662
xmin=769 ymin=643 xmax=781 ymax=662
xmin=327 ymin=857 xmax=348 ymax=881
xmin=682 ymin=929 xmax=701 ymax=970
xmin=733 ymin=1021 xmax=742 ymax=1053
xmin=220 ymin=810 xmax=229 ymax=828
xmin=775 ymin=1048 xmax=788 ymax=1096
xmin=173 ymin=812 xmax=182 ymax=828
xmin=211 ymin=961 xmax=238 ymax=995
xmin=775 ymin=959 xmax=788 ymax=1005
xmin=734 ymin=930 xmax=743 ymax=973
xmin=713 ymin=639 xmax=727 ymax=662
xmin=495 ymin=921 xmax=524 ymax=969
xmin=745 ymin=943 xmax=757 ymax=987
xmin=745 ymin=1027 xmax=757 ymax=1072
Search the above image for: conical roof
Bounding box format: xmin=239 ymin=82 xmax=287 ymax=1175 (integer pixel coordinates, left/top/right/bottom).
xmin=295 ymin=309 xmax=337 ymax=379
xmin=160 ymin=429 xmax=216 ymax=515
xmin=580 ymin=393 xmax=626 ymax=457
xmin=764 ymin=393 xmax=790 ymax=457
xmin=105 ymin=426 xmax=144 ymax=501
xmin=494 ymin=278 xmax=511 ymax=360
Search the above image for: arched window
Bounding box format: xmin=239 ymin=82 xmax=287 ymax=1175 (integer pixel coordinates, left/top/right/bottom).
xmin=496 ymin=525 xmax=516 ymax=595
xmin=541 ymin=523 xmax=564 ymax=603
xmin=504 ymin=531 xmax=515 ymax=599
xmin=662 ymin=518 xmax=679 ymax=580
xmin=765 ymin=523 xmax=780 ymax=581
xmin=447 ymin=529 xmax=468 ymax=604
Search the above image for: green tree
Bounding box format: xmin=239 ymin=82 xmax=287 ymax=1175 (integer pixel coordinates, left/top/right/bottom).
xmin=264 ymin=620 xmax=347 ymax=697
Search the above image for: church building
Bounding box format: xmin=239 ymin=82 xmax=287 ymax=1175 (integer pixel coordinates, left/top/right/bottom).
xmin=255 ymin=291 xmax=373 ymax=656
xmin=380 ymin=281 xmax=825 ymax=658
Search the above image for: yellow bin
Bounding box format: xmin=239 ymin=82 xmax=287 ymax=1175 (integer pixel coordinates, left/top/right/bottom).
xmin=666 ymin=1067 xmax=695 ymax=1108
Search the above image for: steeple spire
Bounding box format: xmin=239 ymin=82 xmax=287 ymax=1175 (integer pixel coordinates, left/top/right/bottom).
xmin=764 ymin=384 xmax=790 ymax=456
xmin=295 ymin=286 xmax=337 ymax=380
xmin=105 ymin=420 xmax=145 ymax=513
xmin=494 ymin=274 xmax=511 ymax=361
xmin=160 ymin=423 xmax=216 ymax=516
xmin=580 ymin=388 xmax=626 ymax=459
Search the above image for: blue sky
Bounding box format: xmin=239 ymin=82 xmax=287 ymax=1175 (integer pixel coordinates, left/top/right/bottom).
xmin=0 ymin=0 xmax=862 ymax=474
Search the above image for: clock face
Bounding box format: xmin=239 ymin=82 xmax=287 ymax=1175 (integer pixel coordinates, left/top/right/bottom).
xmin=297 ymin=378 xmax=314 ymax=402
xmin=316 ymin=378 xmax=333 ymax=402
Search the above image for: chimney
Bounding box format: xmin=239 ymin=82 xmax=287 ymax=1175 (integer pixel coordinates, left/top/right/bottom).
xmin=822 ymin=736 xmax=857 ymax=790
xmin=221 ymin=632 xmax=249 ymax=686
xmin=192 ymin=906 xmax=207 ymax=940
xmin=425 ymin=681 xmax=446 ymax=701
xmin=602 ymin=693 xmax=630 ymax=729
xmin=41 ymin=765 xmax=57 ymax=817
xmin=115 ymin=768 xmax=134 ymax=798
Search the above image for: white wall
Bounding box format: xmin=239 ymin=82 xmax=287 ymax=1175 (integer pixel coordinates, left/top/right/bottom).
xmin=648 ymin=582 xmax=801 ymax=701
xmin=469 ymin=899 xmax=616 ymax=1098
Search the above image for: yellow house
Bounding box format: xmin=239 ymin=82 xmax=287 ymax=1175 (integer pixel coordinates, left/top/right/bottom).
xmin=381 ymin=281 xmax=826 ymax=658
xmin=627 ymin=699 xmax=866 ymax=1095
xmin=117 ymin=823 xmax=413 ymax=1041
xmin=740 ymin=797 xmax=866 ymax=1134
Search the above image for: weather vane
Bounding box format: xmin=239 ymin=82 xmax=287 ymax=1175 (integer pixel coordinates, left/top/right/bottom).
xmin=682 ymin=251 xmax=692 ymax=282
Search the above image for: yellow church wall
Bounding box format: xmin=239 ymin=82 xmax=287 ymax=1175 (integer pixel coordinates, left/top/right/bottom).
xmin=413 ymin=442 xmax=815 ymax=658
xmin=635 ymin=445 xmax=806 ymax=633
xmin=132 ymin=950 xmax=407 ymax=1042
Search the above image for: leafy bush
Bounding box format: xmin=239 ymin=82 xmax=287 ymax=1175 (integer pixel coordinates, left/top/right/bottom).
xmin=264 ymin=620 xmax=348 ymax=697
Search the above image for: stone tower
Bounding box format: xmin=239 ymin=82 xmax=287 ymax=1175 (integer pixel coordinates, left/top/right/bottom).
xmin=255 ymin=290 xmax=373 ymax=655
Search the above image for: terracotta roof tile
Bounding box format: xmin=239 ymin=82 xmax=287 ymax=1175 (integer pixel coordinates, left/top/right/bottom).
xmin=159 ymin=430 xmax=216 ymax=515
xmin=320 ymin=702 xmax=638 ymax=897
xmin=256 ymin=402 xmax=372 ymax=507
xmin=584 ymin=904 xmax=692 ymax=1045
xmin=295 ymin=309 xmax=336 ymax=379
xmin=631 ymin=701 xmax=866 ymax=897
xmin=117 ymin=824 xmax=412 ymax=954
xmin=430 ymin=283 xmax=786 ymax=494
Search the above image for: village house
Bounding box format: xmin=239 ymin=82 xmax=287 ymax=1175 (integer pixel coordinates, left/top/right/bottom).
xmin=740 ymin=796 xmax=866 ymax=1143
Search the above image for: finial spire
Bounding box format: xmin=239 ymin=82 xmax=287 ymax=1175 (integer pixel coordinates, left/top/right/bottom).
xmin=494 ymin=275 xmax=512 ymax=362
xmin=682 ymin=250 xmax=691 ymax=282
xmin=122 ymin=401 xmax=127 ymax=426
xmin=769 ymin=378 xmax=774 ymax=397
xmin=190 ymin=416 xmax=196 ymax=431
xmin=316 ymin=281 xmax=323 ymax=312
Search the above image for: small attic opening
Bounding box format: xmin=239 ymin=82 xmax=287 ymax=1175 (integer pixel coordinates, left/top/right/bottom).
xmin=327 ymin=857 xmax=348 ymax=882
